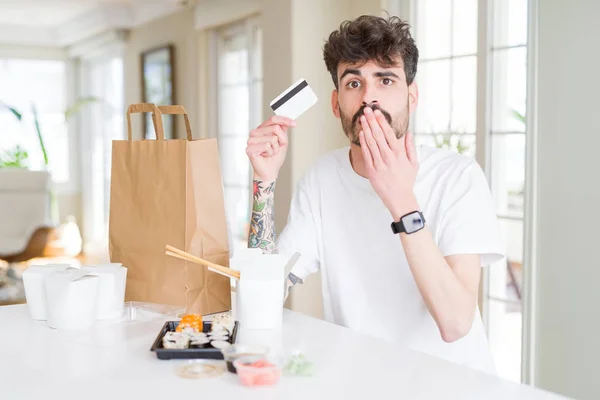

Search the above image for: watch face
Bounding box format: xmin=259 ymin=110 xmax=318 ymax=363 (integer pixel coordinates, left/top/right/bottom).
xmin=401 ymin=212 xmax=424 ymax=233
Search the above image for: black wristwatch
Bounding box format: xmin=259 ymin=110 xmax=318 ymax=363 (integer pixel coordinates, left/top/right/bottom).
xmin=391 ymin=211 xmax=426 ymax=235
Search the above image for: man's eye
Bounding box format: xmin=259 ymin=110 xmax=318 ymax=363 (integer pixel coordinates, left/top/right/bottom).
xmin=347 ymin=81 xmax=361 ymax=89
xmin=382 ymin=78 xmax=394 ymax=86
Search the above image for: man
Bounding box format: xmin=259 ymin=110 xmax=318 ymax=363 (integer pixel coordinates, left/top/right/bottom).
xmin=245 ymin=15 xmax=504 ymax=374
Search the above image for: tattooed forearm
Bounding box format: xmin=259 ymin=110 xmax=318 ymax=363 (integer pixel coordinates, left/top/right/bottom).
xmin=248 ymin=180 xmax=278 ymax=254
xmin=250 ymin=180 xmax=303 ymax=296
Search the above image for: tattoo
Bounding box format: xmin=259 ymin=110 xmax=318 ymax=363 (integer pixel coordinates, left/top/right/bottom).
xmin=248 ymin=180 xmax=278 ymax=254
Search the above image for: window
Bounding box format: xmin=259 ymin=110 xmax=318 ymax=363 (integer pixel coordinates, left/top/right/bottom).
xmin=412 ymin=0 xmax=530 ymax=383
xmin=413 ymin=0 xmax=478 ymax=157
xmin=0 ymin=59 xmax=69 ymax=183
xmin=79 ymin=55 xmax=124 ymax=255
xmin=214 ymin=17 xmax=262 ymax=249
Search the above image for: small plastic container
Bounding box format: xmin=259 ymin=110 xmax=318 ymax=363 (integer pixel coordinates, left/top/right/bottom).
xmin=233 ymin=355 xmax=282 ymax=387
xmin=221 ymin=344 xmax=269 ymax=374
xmin=175 ymin=360 xmax=225 ymax=379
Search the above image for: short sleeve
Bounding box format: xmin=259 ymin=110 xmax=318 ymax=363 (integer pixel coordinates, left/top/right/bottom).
xmin=437 ymin=160 xmax=505 ymax=266
xmin=277 ymin=177 xmax=320 ymax=282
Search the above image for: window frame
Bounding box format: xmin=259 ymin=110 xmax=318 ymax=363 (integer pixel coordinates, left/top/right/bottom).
xmin=0 ymin=49 xmax=78 ymax=196
xmin=407 ymin=0 xmax=538 ymax=384
xmin=77 ymin=44 xmax=125 ymax=257
xmin=209 ymin=15 xmax=262 ymax=246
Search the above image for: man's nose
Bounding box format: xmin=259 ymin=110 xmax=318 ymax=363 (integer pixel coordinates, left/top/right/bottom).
xmin=361 ymin=84 xmax=378 ymax=107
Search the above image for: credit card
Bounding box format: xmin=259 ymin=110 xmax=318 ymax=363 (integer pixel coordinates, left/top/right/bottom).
xmin=269 ymin=78 xmax=318 ymax=120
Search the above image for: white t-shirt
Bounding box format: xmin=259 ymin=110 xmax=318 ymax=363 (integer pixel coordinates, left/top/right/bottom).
xmin=278 ymin=145 xmax=505 ymax=374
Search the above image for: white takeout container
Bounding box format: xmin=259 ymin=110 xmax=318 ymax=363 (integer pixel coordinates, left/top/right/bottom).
xmin=231 ymin=249 xmax=297 ymax=330
xmin=22 ymin=263 xmax=128 ymax=329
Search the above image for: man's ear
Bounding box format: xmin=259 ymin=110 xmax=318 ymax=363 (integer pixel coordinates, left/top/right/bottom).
xmin=408 ymin=82 xmax=419 ymax=114
xmin=331 ymin=90 xmax=340 ymax=118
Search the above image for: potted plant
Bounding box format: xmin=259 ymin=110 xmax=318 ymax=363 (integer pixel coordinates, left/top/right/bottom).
xmin=1 ymin=98 xmax=103 ymax=220
xmin=1 ymin=98 xmax=103 ymax=258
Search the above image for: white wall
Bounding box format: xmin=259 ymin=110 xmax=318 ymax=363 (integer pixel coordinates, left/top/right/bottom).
xmin=124 ymin=10 xmax=200 ymax=140
xmin=534 ymin=1 xmax=600 ymax=399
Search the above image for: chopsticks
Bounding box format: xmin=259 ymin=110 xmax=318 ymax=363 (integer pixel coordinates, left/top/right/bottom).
xmin=165 ymin=245 xmax=240 ymax=280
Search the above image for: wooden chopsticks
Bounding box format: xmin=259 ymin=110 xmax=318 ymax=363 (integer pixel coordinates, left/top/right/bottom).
xmin=165 ymin=245 xmax=240 ymax=280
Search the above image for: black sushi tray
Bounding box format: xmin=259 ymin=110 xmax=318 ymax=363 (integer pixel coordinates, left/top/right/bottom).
xmin=150 ymin=320 xmax=239 ymax=360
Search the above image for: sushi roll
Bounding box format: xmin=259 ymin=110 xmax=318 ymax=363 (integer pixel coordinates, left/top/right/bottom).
xmin=189 ymin=337 xmax=211 ymax=348
xmin=176 ymin=314 xmax=204 ymax=333
xmin=163 ymin=332 xmax=190 ymax=349
xmin=189 ymin=332 xmax=208 ymax=341
xmin=208 ymin=328 xmax=229 ymax=337
xmin=210 ymin=340 xmax=232 ymax=350
xmin=209 ymin=335 xmax=230 ymax=342
xmin=211 ymin=312 xmax=234 ymax=333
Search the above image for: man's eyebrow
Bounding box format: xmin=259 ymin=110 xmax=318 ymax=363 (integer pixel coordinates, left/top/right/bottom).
xmin=374 ymin=71 xmax=400 ymax=79
xmin=339 ymin=68 xmax=361 ymax=81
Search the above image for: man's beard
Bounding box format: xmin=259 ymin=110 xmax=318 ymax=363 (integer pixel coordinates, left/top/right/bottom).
xmin=339 ymin=102 xmax=409 ymax=147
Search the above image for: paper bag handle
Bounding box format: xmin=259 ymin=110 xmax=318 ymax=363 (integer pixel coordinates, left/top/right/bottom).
xmin=157 ymin=105 xmax=193 ymax=141
xmin=126 ymin=103 xmax=165 ymax=141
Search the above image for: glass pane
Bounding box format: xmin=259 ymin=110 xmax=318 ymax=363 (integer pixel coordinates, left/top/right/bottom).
xmin=452 ymin=0 xmax=478 ymax=55
xmin=0 ymin=59 xmax=66 ymax=112
xmin=491 ymin=47 xmax=527 ymax=132
xmin=218 ymin=31 xmax=248 ymax=86
xmin=0 ymin=59 xmax=66 ymax=173
xmin=435 ymin=133 xmax=476 ymax=157
xmin=252 ymin=26 xmax=263 ymax=80
xmin=491 ymin=134 xmax=525 ymax=218
xmin=251 ymin=81 xmax=263 ymax=129
xmin=489 ymin=218 xmax=524 ymax=300
xmin=43 ymin=116 xmax=69 ymax=182
xmin=416 ymin=0 xmax=452 ymax=59
xmin=219 ymin=137 xmax=250 ymax=186
xmin=224 ymin=186 xmax=250 ymax=241
xmin=414 ymin=134 xmax=436 ymax=148
xmin=415 ymin=60 xmax=450 ymax=134
xmin=218 ymin=85 xmax=250 ymax=136
xmin=450 ymin=56 xmax=477 ymax=133
xmin=487 ymin=298 xmax=522 ymax=382
xmin=493 ymin=0 xmax=528 ymax=48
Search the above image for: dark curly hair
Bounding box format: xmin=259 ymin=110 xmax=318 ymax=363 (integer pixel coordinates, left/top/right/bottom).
xmin=323 ymin=15 xmax=419 ymax=89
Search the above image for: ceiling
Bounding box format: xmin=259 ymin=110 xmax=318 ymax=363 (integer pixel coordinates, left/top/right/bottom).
xmin=0 ymin=0 xmax=191 ymax=46
xmin=0 ymin=1 xmax=112 ymax=27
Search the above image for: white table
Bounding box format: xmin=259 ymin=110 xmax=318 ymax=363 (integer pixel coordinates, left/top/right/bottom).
xmin=0 ymin=304 xmax=565 ymax=399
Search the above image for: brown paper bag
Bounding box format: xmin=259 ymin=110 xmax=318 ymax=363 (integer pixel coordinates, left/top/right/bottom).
xmin=109 ymin=103 xmax=231 ymax=314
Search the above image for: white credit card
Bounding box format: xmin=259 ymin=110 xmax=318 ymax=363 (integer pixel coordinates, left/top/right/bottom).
xmin=269 ymin=78 xmax=318 ymax=120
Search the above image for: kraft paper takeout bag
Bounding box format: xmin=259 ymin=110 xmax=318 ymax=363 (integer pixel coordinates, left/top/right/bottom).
xmin=109 ymin=104 xmax=231 ymax=315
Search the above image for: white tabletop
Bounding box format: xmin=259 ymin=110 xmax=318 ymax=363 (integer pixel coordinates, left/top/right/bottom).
xmin=0 ymin=304 xmax=565 ymax=399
